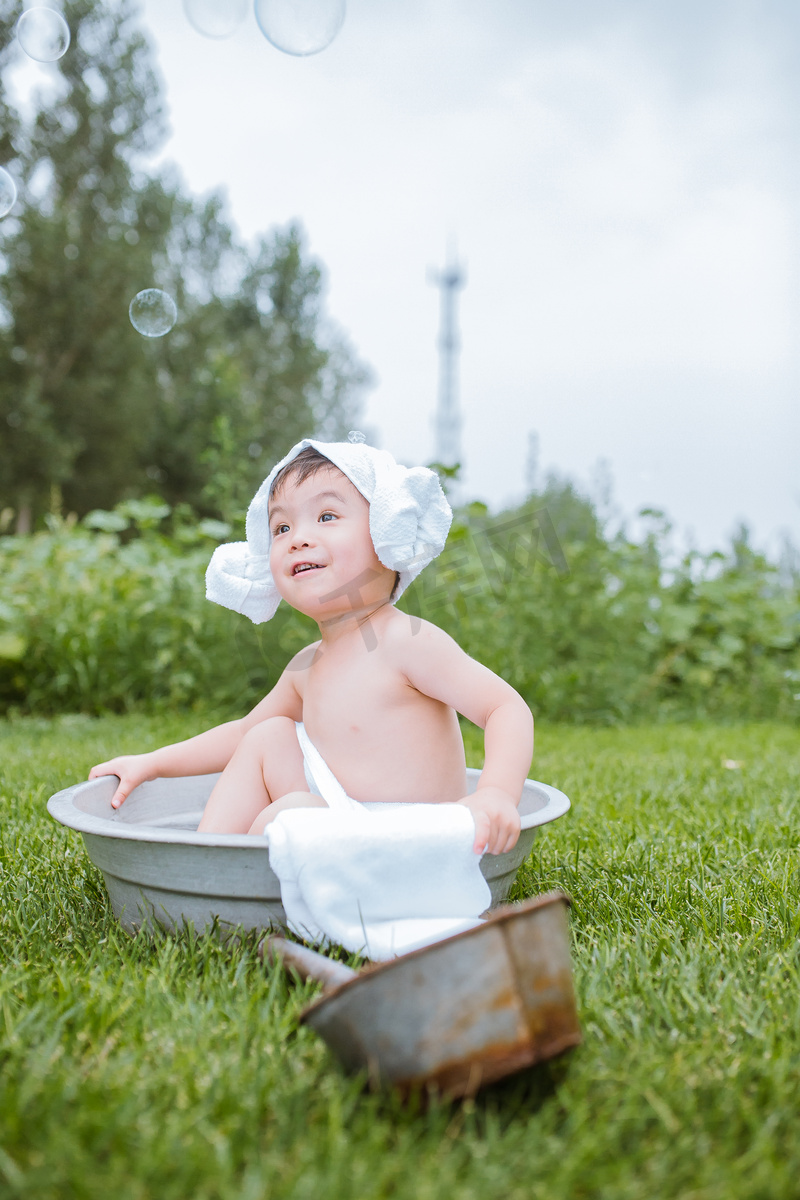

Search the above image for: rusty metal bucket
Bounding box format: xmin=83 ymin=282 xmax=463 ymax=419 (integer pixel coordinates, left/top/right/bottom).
xmin=263 ymin=892 xmax=580 ymax=1099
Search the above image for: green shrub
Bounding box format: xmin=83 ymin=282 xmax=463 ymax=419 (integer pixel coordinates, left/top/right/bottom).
xmin=0 ymin=488 xmax=798 ymax=723
xmin=402 ymin=494 xmax=657 ymax=722
xmin=0 ymin=501 xmax=306 ymax=716
xmin=400 ymin=486 xmax=800 ymax=724
xmin=645 ymin=533 xmax=800 ymax=720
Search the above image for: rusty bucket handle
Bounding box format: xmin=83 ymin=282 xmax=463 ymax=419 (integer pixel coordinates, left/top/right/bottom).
xmin=260 ymin=936 xmax=358 ymax=991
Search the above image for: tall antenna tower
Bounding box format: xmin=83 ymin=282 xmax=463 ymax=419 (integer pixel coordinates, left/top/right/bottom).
xmin=429 ymin=248 xmax=467 ymax=477
xmin=525 ymin=431 xmax=539 ymax=495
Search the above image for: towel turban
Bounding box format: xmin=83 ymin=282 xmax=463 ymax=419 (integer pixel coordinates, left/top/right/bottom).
xmin=205 ymin=438 xmax=453 ymax=624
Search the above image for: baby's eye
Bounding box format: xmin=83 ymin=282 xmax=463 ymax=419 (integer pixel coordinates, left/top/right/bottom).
xmin=319 ymin=512 xmax=337 ymax=523
xmin=273 ymin=522 xmax=290 ymax=536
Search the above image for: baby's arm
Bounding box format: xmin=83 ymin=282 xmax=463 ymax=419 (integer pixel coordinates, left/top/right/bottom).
xmin=88 ymin=652 xmax=307 ymax=809
xmin=399 ymin=622 xmax=533 ymax=854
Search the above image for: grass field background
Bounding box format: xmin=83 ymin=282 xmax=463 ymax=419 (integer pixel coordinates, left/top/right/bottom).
xmin=1 ymin=714 xmax=799 ymax=1199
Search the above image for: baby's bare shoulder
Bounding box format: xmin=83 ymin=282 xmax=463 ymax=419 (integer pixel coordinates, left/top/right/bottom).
xmin=381 ymin=609 xmax=461 ymax=659
xmin=283 ymin=639 xmax=323 ymax=694
xmin=287 ymin=638 xmax=322 ymax=667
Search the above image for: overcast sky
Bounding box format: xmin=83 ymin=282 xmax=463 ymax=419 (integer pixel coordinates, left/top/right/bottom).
xmin=110 ymin=2 xmax=800 ymax=548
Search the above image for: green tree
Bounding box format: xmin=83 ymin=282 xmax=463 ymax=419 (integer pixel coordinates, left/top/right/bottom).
xmin=145 ymin=219 xmax=369 ymax=520
xmin=0 ymin=0 xmax=175 ymax=526
xmin=0 ymin=0 xmax=369 ymax=528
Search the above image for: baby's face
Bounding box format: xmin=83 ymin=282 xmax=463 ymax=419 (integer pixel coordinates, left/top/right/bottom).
xmin=268 ymin=466 xmax=396 ymax=622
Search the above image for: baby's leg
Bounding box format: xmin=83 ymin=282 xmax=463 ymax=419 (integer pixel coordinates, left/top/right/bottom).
xmin=247 ymin=790 xmax=328 ymax=835
xmin=198 ymin=716 xmax=310 ymax=834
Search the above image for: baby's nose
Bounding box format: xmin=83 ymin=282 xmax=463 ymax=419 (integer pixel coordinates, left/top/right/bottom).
xmin=290 ymin=524 xmax=315 ymax=550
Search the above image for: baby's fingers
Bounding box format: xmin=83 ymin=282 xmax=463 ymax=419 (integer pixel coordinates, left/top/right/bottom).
xmin=497 ymin=826 xmax=520 ymax=855
xmin=472 ymin=811 xmax=491 ymax=855
xmin=110 ymin=782 xmax=131 ymax=809
xmin=88 ymin=763 xmax=127 ymax=809
xmin=486 ymin=817 xmax=521 ymax=856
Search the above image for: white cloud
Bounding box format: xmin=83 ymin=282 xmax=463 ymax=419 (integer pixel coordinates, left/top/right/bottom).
xmin=138 ymin=0 xmax=800 ymax=549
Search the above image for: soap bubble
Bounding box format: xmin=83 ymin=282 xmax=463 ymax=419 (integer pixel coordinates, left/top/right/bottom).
xmin=17 ymin=8 xmax=71 ymax=62
xmin=0 ymin=168 xmax=17 ymax=218
xmin=183 ymin=0 xmax=248 ymax=39
xmin=347 ymin=430 xmax=366 ymax=444
xmin=254 ymin=0 xmax=345 ymax=56
xmin=129 ymin=289 xmax=178 ymax=338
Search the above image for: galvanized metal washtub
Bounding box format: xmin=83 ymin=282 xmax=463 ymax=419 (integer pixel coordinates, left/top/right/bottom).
xmin=47 ymin=770 xmax=571 ymax=935
xmin=264 ymin=891 xmax=581 ymax=1098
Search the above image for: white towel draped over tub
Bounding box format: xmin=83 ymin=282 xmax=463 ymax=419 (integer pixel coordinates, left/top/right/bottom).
xmin=265 ymin=724 xmax=491 ymax=961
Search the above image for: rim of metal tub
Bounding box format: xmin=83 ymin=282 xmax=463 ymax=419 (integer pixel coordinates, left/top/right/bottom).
xmin=47 ymin=771 xmax=570 ymax=844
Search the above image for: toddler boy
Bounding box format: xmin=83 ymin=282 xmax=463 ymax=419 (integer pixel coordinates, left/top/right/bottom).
xmin=90 ymin=438 xmax=533 ymax=855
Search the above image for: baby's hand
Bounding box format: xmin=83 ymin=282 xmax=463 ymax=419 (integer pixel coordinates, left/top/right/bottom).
xmin=88 ymin=753 xmax=158 ymax=810
xmin=457 ymin=787 xmax=521 ymax=856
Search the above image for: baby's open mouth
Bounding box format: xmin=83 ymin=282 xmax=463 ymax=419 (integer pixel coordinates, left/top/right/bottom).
xmin=292 ymin=562 xmax=324 ymax=575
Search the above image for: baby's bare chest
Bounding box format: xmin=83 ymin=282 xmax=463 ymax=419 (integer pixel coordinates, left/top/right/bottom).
xmin=293 ymin=641 xmax=464 ymax=803
xmin=300 ymin=649 xmax=416 ymax=732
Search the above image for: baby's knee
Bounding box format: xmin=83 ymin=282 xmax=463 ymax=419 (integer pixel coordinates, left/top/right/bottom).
xmin=240 ymin=714 xmax=297 ymax=755
xmin=250 ymin=791 xmax=327 ymax=835
xmin=267 ymin=792 xmax=328 ymax=821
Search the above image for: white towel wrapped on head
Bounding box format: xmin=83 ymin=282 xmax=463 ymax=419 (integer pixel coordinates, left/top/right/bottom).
xmin=205 ymin=437 xmax=453 ymax=624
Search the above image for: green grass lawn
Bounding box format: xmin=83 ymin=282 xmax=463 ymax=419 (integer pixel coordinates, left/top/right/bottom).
xmin=1 ymin=714 xmax=799 ymax=1199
